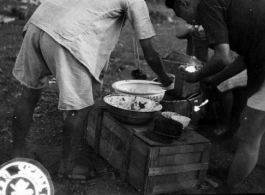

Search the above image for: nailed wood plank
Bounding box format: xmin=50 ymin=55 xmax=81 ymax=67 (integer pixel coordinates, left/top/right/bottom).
xmin=197 ymin=143 xmax=212 ymax=185
xmin=99 ymin=137 xmax=123 ymax=171
xmin=148 ymin=163 xmax=209 ymax=176
xmin=200 ymin=143 xmax=212 ymax=163
xmin=158 ymin=152 xmax=202 ymax=166
xmin=159 ymin=144 xmax=205 ymax=155
xmin=152 ymin=180 xmax=199 ymax=194
xmin=127 ymin=162 xmax=145 ymax=193
xmin=130 ymin=148 xmax=148 ymax=172
xmin=178 ymin=130 xmax=210 ymax=145
xmin=151 ymin=171 xmax=198 ymax=184
xmin=102 ymin=114 xmax=132 ymax=141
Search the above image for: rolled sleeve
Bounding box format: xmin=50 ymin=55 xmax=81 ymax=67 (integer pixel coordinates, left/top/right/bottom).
xmin=126 ymin=0 xmax=156 ymax=39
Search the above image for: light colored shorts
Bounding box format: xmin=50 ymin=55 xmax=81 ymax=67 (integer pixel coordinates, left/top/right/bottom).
xmin=217 ymin=69 xmax=248 ymax=92
xmin=13 ymin=23 xmax=100 ymax=110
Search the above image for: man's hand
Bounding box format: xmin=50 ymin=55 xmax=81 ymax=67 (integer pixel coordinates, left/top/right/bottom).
xmin=158 ymin=72 xmax=175 ymax=90
xmin=179 ymin=65 xmax=200 ymax=83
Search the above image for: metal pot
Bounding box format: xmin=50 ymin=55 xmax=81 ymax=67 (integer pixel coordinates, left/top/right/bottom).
xmin=103 ymin=94 xmax=162 ymax=125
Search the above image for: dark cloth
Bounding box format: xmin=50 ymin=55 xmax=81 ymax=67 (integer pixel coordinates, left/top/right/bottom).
xmin=198 ymin=0 xmax=265 ymax=97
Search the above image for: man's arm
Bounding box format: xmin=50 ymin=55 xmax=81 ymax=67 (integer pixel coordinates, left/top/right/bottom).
xmin=207 ymin=55 xmax=246 ymax=86
xmin=198 ymin=43 xmax=233 ymax=78
xmin=179 ymin=43 xmax=234 ymax=82
xmin=175 ymin=18 xmax=193 ymax=39
xmin=139 ymin=37 xmax=173 ymax=88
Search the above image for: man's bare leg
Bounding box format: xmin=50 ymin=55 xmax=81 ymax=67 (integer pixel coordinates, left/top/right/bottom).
xmin=59 ymin=106 xmax=92 ymax=175
xmin=12 ymin=85 xmax=42 ymax=158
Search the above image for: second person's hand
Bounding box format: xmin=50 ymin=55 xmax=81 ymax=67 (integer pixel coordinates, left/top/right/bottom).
xmin=179 ymin=65 xmax=200 ymax=83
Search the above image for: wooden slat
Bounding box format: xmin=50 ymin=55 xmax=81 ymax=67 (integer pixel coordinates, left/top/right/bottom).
xmin=134 ymin=129 xmax=209 ymax=147
xmin=130 ymin=136 xmax=149 ymax=172
xmin=198 ymin=170 xmax=207 ymax=186
xmin=152 ymin=171 xmax=198 ymax=184
xmin=123 ymin=134 xmax=134 ymax=181
xmin=200 ymin=143 xmax=212 ymax=163
xmin=144 ymin=148 xmax=152 ymax=194
xmin=159 ymin=144 xmax=205 ymax=155
xmin=198 ymin=143 xmax=212 ymax=185
xmin=150 ymin=148 xmax=159 ymax=167
xmin=145 ymin=148 xmax=159 ymax=195
xmin=101 ymin=125 xmax=126 ymax=153
xmin=130 ymin=148 xmax=148 ymax=172
xmin=101 ymin=114 xmax=132 ymax=141
xmin=148 ymin=163 xmax=209 ymax=176
xmin=158 ymin=153 xmax=202 ymax=167
xmin=178 ymin=131 xmax=210 ymax=145
xmin=152 ymin=180 xmax=199 ymax=194
xmin=131 ymin=137 xmax=149 ymax=158
xmin=127 ymin=161 xmax=145 ymax=193
xmin=99 ymin=138 xmax=123 ymax=171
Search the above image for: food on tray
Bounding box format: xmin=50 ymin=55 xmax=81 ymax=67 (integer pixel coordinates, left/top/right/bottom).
xmin=104 ymin=95 xmax=162 ymax=112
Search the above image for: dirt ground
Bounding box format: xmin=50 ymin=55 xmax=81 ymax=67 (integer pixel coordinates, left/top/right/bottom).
xmin=1 ymin=0 xmax=265 ymax=195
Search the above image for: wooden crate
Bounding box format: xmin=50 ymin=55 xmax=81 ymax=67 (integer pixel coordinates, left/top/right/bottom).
xmin=127 ymin=129 xmax=211 ymax=195
xmin=86 ymin=107 xmax=211 ymax=195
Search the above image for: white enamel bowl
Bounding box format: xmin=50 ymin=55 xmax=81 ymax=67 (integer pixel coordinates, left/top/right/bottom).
xmin=161 ymin=111 xmax=180 ymax=119
xmin=112 ymin=80 xmax=166 ymax=102
xmin=171 ymin=115 xmax=191 ymax=128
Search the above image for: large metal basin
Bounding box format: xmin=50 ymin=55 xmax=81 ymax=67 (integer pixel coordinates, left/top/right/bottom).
xmin=103 ymin=94 xmax=162 ymax=125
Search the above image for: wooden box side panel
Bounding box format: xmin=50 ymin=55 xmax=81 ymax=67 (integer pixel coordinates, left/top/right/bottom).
xmin=158 ymin=152 xmax=202 ymax=167
xmin=157 ymin=143 xmax=210 ymax=167
xmin=127 ymin=137 xmax=151 ymax=193
xmin=127 ymin=163 xmax=146 ymax=194
xmin=145 ymin=142 xmax=211 ymax=194
xmin=101 ymin=114 xmax=133 ymax=143
xmin=130 ymin=137 xmax=149 ymax=172
xmin=152 ymin=179 xmax=199 ymax=194
xmin=151 ymin=171 xmax=198 ymax=184
xmin=98 ymin=114 xmax=135 ymax=176
xmin=147 ymin=170 xmax=200 ymax=194
xmin=99 ymin=137 xmax=123 ymax=171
